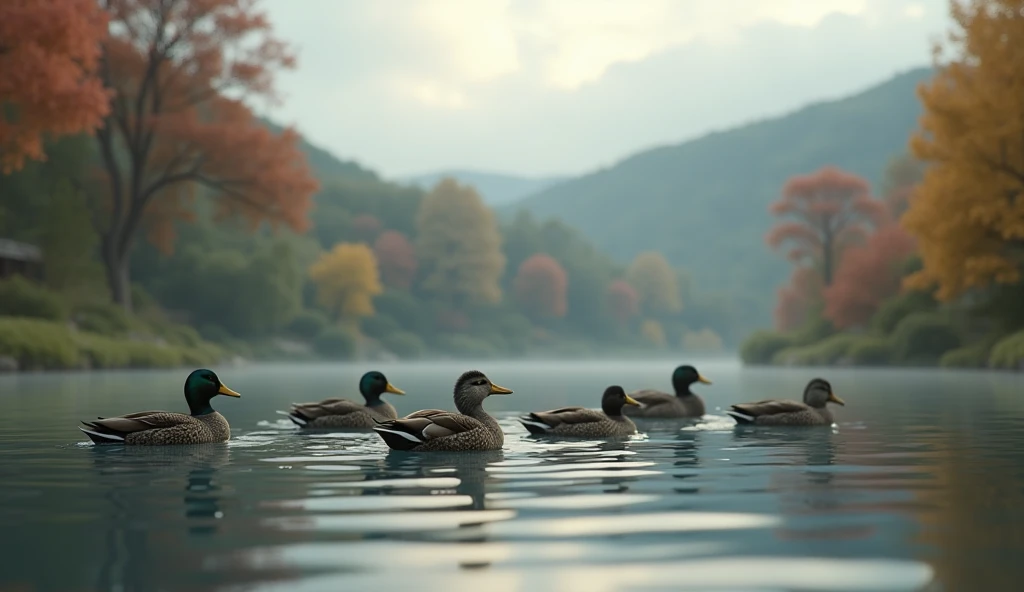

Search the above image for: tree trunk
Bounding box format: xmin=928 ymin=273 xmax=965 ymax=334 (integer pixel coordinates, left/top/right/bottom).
xmin=101 ymin=236 xmax=133 ymax=313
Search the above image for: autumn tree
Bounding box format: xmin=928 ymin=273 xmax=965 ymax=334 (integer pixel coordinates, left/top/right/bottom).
xmin=373 ymin=230 xmax=417 ymax=290
xmin=775 ymin=267 xmax=823 ymax=332
xmin=682 ymin=328 xmax=724 ymax=353
xmin=0 ymin=0 xmax=111 ymax=173
xmin=626 ymin=252 xmax=682 ymax=315
xmin=768 ymin=166 xmax=886 ymax=287
xmin=881 ymin=153 xmax=926 ymax=219
xmin=415 ymin=178 xmax=505 ymax=306
xmin=513 ymin=254 xmax=568 ymax=320
xmin=903 ymin=0 xmax=1024 ymax=300
xmin=86 ymin=0 xmax=318 ymax=310
xmin=351 ymin=214 xmax=383 ymax=243
xmin=823 ymin=225 xmax=917 ymax=329
xmin=606 ymin=279 xmax=639 ymax=325
xmin=309 ymin=243 xmax=382 ymax=324
xmin=640 ymin=319 xmax=666 ymax=347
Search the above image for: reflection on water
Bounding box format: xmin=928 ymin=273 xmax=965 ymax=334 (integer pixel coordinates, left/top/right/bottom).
xmin=1 ymin=360 xmax=1022 ymax=591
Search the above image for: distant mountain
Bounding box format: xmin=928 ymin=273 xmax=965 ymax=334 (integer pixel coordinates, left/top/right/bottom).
xmin=261 ymin=118 xmax=382 ymax=185
xmin=511 ymin=67 xmax=934 ymax=327
xmin=398 ymin=169 xmax=569 ymax=206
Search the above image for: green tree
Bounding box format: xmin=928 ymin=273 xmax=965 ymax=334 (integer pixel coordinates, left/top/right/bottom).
xmin=416 ymin=178 xmax=505 ymax=306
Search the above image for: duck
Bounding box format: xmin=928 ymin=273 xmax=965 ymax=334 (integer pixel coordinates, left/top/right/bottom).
xmin=726 ymin=378 xmax=845 ymax=426
xmin=622 ymin=364 xmax=710 ymax=418
xmin=372 ymin=370 xmax=512 ymax=452
xmin=518 ymin=385 xmax=641 ymax=438
xmin=279 ymin=370 xmax=405 ymax=428
xmin=79 ymin=369 xmax=241 ymax=445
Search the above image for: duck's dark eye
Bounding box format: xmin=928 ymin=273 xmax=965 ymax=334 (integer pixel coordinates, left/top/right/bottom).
xmin=474 ymin=379 xmax=487 ymax=386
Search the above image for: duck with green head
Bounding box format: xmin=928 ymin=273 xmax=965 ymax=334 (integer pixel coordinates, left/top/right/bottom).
xmin=623 ymin=364 xmax=711 ymax=419
xmin=79 ymin=369 xmax=241 ymax=445
xmin=726 ymin=378 xmax=845 ymax=426
xmin=280 ymin=370 xmax=406 ymax=429
xmin=519 ymin=385 xmax=642 ymax=438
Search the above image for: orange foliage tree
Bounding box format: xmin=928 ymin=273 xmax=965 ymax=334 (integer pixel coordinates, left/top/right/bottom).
xmin=606 ymin=279 xmax=639 ymax=326
xmin=513 ymin=254 xmax=568 ymax=320
xmin=903 ymin=0 xmax=1024 ymax=300
xmin=87 ymin=0 xmax=318 ymax=310
xmin=373 ymin=230 xmax=417 ymax=290
xmin=767 ymin=166 xmax=886 ymax=287
xmin=0 ymin=0 xmax=111 ymax=172
xmin=823 ymin=225 xmax=918 ymax=329
xmin=351 ymin=214 xmax=383 ymax=243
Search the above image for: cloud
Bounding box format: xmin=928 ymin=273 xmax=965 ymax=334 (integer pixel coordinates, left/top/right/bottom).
xmin=259 ymin=0 xmax=949 ymax=177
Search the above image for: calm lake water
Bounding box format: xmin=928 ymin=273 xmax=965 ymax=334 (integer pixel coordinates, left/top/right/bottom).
xmin=1 ymin=359 xmax=1023 ymax=592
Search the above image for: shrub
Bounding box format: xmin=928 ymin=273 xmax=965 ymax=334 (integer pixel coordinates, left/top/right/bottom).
xmin=890 ymin=312 xmax=961 ymax=365
xmin=72 ymin=301 xmax=132 ymax=336
xmin=434 ymin=333 xmax=498 ymax=358
xmin=314 ymin=327 xmax=357 ymax=359
xmin=0 ymin=276 xmax=68 ymax=321
xmin=871 ymin=290 xmax=937 ymax=335
xmin=847 ymin=336 xmax=895 ymax=366
xmin=940 ymin=343 xmax=992 ymax=369
xmin=361 ymin=314 xmax=401 ymax=340
xmin=772 ymin=333 xmax=862 ymax=366
xmin=161 ymin=324 xmax=204 ymax=348
xmin=199 ymin=324 xmax=234 ymax=344
xmin=0 ymin=317 xmax=79 ymax=369
xmin=287 ymin=310 xmax=329 ymax=340
xmin=740 ymin=330 xmax=795 ymax=364
xmin=379 ymin=331 xmax=426 ymax=359
xmin=989 ymin=330 xmax=1024 ymax=370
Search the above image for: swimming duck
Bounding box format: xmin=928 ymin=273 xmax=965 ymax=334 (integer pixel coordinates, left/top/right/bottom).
xmin=726 ymin=378 xmax=845 ymax=426
xmin=78 ymin=369 xmax=241 ymax=445
xmin=279 ymin=371 xmax=405 ymax=428
xmin=519 ymin=385 xmax=641 ymax=438
xmin=622 ymin=364 xmax=710 ymax=418
xmin=372 ymin=370 xmax=512 ymax=452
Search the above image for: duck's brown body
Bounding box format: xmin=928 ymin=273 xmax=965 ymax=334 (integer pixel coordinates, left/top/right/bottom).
xmin=521 ymin=407 xmax=636 ymax=437
xmin=728 ymin=400 xmax=835 ymax=426
xmin=287 ymin=399 xmax=398 ymax=428
xmin=82 ymin=410 xmax=231 ymax=445
xmin=623 ymin=390 xmax=705 ymax=418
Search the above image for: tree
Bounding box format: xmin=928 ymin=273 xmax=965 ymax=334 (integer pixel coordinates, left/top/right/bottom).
xmin=775 ymin=267 xmax=823 ymax=332
xmin=373 ymin=230 xmax=418 ymax=290
xmin=513 ymin=254 xmax=568 ymax=320
xmin=606 ymin=279 xmax=639 ymax=326
xmin=903 ymin=0 xmax=1024 ymax=301
xmin=824 ymin=225 xmax=918 ymax=329
xmin=682 ymin=328 xmax=724 ymax=353
xmin=881 ymin=153 xmax=926 ymax=219
xmin=308 ymin=243 xmax=383 ymax=324
xmin=767 ymin=166 xmax=886 ymax=286
xmin=87 ymin=0 xmax=318 ymax=310
xmin=0 ymin=0 xmax=111 ymax=173
xmin=626 ymin=252 xmax=682 ymax=315
xmin=640 ymin=319 xmax=666 ymax=347
xmin=415 ymin=178 xmax=504 ymax=306
xmin=351 ymin=214 xmax=383 ymax=243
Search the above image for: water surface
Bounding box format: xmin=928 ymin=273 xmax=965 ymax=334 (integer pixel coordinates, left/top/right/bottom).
xmin=1 ymin=359 xmax=1023 ymax=591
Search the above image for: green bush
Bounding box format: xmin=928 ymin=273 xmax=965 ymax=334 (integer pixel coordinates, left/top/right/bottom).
xmin=890 ymin=312 xmax=961 ymax=365
xmin=872 ymin=290 xmax=937 ymax=335
xmin=847 ymin=336 xmax=895 ymax=366
xmin=772 ymin=333 xmax=863 ymax=366
xmin=940 ymin=343 xmax=992 ymax=369
xmin=314 ymin=327 xmax=357 ymax=359
xmin=0 ymin=317 xmax=79 ymax=369
xmin=72 ymin=301 xmax=133 ymax=336
xmin=0 ymin=276 xmax=68 ymax=321
xmin=989 ymin=330 xmax=1024 ymax=370
xmin=161 ymin=324 xmax=204 ymax=348
xmin=434 ymin=333 xmax=498 ymax=358
xmin=199 ymin=324 xmax=234 ymax=344
xmin=361 ymin=314 xmax=401 ymax=340
xmin=379 ymin=331 xmax=426 ymax=359
xmin=287 ymin=310 xmax=329 ymax=340
xmin=740 ymin=330 xmax=795 ymax=364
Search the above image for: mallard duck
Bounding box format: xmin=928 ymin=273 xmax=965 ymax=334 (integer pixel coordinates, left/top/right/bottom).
xmin=726 ymin=378 xmax=845 ymax=426
xmin=279 ymin=370 xmax=405 ymax=428
xmin=622 ymin=364 xmax=710 ymax=418
xmin=79 ymin=369 xmax=241 ymax=445
xmin=372 ymin=370 xmax=512 ymax=452
xmin=519 ymin=385 xmax=641 ymax=438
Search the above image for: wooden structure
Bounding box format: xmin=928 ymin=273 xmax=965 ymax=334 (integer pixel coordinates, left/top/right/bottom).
xmin=0 ymin=238 xmax=43 ymax=280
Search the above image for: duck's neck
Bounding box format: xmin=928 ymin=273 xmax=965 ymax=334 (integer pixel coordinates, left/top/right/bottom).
xmin=187 ymin=396 xmax=215 ymax=416
xmin=457 ymin=396 xmax=498 ymax=428
xmin=673 ymin=383 xmax=695 ymax=398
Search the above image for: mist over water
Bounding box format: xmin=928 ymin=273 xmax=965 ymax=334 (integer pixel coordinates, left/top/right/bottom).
xmin=1 ymin=360 xmax=1022 ymax=591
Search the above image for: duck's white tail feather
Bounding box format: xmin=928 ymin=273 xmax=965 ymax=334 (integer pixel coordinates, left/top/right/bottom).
xmin=373 ymin=426 xmax=423 ymax=443
xmin=276 ymin=410 xmax=306 ymax=426
xmin=518 ymin=417 xmax=551 ymax=431
xmin=78 ymin=427 xmax=124 ymax=441
xmin=726 ymin=410 xmax=755 ymax=424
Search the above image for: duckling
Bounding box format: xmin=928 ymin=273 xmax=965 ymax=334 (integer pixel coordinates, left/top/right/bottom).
xmin=726 ymin=378 xmax=845 ymax=426
xmin=279 ymin=371 xmax=405 ymax=428
xmin=623 ymin=364 xmax=710 ymax=418
xmin=372 ymin=370 xmax=512 ymax=452
xmin=519 ymin=385 xmax=640 ymax=438
xmin=78 ymin=369 xmax=240 ymax=445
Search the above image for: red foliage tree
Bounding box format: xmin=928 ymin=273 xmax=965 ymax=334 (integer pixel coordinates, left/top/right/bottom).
xmin=88 ymin=0 xmax=319 ymax=310
xmin=513 ymin=254 xmax=568 ymax=319
xmin=823 ymin=225 xmax=917 ymax=329
xmin=351 ymin=214 xmax=383 ymax=243
xmin=0 ymin=0 xmax=111 ymax=172
xmin=767 ymin=166 xmax=886 ymax=286
xmin=373 ymin=230 xmax=418 ymax=290
xmin=606 ymin=279 xmax=639 ymax=325
xmin=775 ymin=267 xmax=823 ymax=332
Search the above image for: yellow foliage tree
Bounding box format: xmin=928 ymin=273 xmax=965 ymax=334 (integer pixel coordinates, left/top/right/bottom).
xmin=903 ymin=0 xmax=1024 ymax=300
xmin=309 ymin=243 xmax=382 ymax=323
xmin=682 ymin=328 xmax=724 ymax=353
xmin=416 ymin=178 xmax=505 ymax=306
xmin=640 ymin=319 xmax=667 ymax=347
xmin=626 ymin=252 xmax=683 ymax=315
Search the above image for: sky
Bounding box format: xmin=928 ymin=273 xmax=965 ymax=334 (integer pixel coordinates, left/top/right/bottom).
xmin=259 ymin=0 xmax=950 ymax=180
